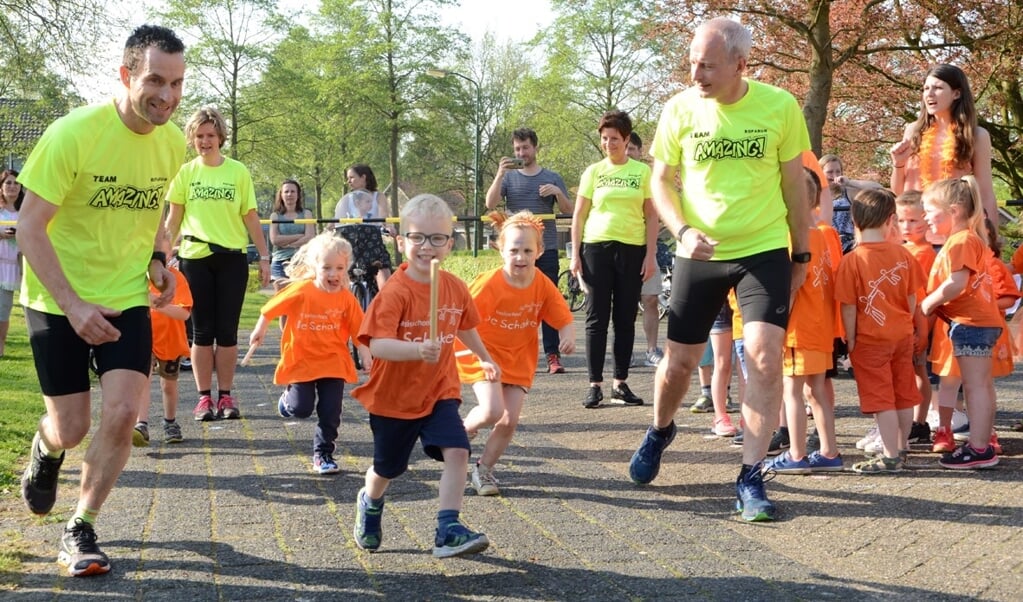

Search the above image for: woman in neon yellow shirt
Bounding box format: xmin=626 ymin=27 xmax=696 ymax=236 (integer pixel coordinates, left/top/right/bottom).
xmin=570 ymin=110 xmax=658 ymax=409
xmin=166 ymin=106 xmax=270 ymax=421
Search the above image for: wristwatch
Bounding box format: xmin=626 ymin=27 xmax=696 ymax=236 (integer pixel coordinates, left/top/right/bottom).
xmin=791 ymin=252 xmax=812 ymax=264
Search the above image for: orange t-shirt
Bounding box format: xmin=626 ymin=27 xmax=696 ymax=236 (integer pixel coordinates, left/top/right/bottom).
xmin=1011 ymin=243 xmax=1023 ymax=275
xmin=353 ymin=264 xmax=481 ymax=419
xmin=817 ymin=222 xmax=844 ymax=339
xmin=904 ymin=240 xmax=937 ymax=281
xmin=259 ymin=279 xmax=362 ymax=385
xmin=150 ymin=267 xmax=192 ymax=361
xmin=835 ymin=241 xmax=925 ymax=345
xmin=456 ymin=267 xmax=573 ymax=387
xmin=786 ymin=227 xmax=834 ymax=352
xmin=927 ymin=230 xmax=1002 ymax=327
xmin=931 ymin=251 xmax=1019 ymax=377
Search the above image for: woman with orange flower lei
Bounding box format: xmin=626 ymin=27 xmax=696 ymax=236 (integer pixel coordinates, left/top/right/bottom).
xmin=890 ymin=64 xmax=997 ymax=227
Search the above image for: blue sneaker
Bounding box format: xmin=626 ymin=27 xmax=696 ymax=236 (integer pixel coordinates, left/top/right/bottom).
xmin=806 ymin=450 xmax=844 ymax=472
xmin=628 ymin=422 xmax=677 ymax=484
xmin=433 ymin=522 xmax=490 ymax=558
xmin=354 ymin=488 xmax=384 ymax=551
xmin=762 ymin=451 xmax=811 ymax=475
xmin=277 ymin=392 xmax=293 ymax=418
xmin=736 ymin=462 xmax=776 ymax=522
xmin=314 ymin=454 xmax=340 ymax=475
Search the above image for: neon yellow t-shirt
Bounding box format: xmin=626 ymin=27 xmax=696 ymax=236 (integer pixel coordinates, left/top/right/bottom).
xmin=578 ymin=158 xmax=652 ymax=246
xmin=651 ymin=80 xmax=810 ymax=260
xmin=166 ymin=156 xmax=257 ymax=259
xmin=18 ymin=101 xmax=185 ymax=314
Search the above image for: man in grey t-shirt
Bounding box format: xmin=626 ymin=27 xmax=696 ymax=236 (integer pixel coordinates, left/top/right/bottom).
xmin=485 ymin=127 xmax=573 ymax=374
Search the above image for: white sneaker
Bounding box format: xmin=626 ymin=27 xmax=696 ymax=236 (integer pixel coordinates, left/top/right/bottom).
xmin=856 ymin=425 xmax=880 ymax=450
xmin=470 ymin=463 xmax=500 ymax=496
xmin=862 ymin=438 xmax=885 ymax=457
xmin=926 ymin=409 xmax=940 ymax=432
xmin=644 ymin=348 xmax=664 ymax=367
xmin=951 ymin=409 xmax=970 ymax=441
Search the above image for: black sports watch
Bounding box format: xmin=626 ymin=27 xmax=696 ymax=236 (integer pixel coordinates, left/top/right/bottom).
xmin=791 ymin=251 xmax=812 ymax=264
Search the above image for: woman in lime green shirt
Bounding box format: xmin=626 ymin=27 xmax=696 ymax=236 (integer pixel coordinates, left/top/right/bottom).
xmin=570 ymin=110 xmax=658 ymax=409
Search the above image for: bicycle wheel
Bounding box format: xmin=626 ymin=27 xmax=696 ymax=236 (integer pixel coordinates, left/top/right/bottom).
xmin=350 ymin=283 xmax=370 ymax=370
xmin=558 ymin=270 xmax=587 ymax=312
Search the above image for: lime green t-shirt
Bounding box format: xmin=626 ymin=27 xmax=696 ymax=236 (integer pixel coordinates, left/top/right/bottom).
xmin=650 ymin=80 xmax=810 ymax=260
xmin=578 ymin=158 xmax=652 ymax=246
xmin=18 ymin=101 xmax=185 ymax=314
xmin=166 ymin=156 xmax=257 ymax=259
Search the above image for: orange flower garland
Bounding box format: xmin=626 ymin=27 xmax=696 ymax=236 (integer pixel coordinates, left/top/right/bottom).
xmin=916 ymin=124 xmax=957 ymax=189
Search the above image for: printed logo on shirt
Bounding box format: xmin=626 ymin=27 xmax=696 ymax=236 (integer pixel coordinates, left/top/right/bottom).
xmin=87 ymin=185 xmax=164 ymax=211
xmin=860 ymin=261 xmax=909 ymax=326
xmin=693 ymin=135 xmax=766 ymax=162
xmin=189 ymin=181 xmax=237 ymax=201
xmin=595 ymin=174 xmax=641 ymax=190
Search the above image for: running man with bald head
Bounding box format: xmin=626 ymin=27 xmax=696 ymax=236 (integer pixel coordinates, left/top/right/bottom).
xmin=627 ymin=17 xmax=812 ymax=522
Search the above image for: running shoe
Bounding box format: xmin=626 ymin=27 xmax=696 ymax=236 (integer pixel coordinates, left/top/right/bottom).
xmin=766 ymin=428 xmax=790 ymax=456
xmin=856 ymin=425 xmax=879 ymax=450
xmin=314 ymin=454 xmax=341 ymax=475
xmin=163 ymin=420 xmax=184 ymax=444
xmin=58 ymin=519 xmax=110 ymax=577
xmin=433 ymin=522 xmax=489 ymax=558
xmin=611 ymin=382 xmax=644 ymax=406
xmin=546 ymin=353 xmax=565 ymax=374
xmin=277 ymin=391 xmax=294 ymax=418
xmin=583 ymin=385 xmax=603 ymax=409
xmin=21 ymin=432 xmax=64 ymax=516
xmin=931 ymin=426 xmax=956 ymax=453
xmin=712 ymin=416 xmax=738 ymax=437
xmin=939 ymin=444 xmax=998 ymax=470
xmin=629 ymin=422 xmax=677 ymax=485
xmin=644 ymin=348 xmax=664 ymax=367
xmin=806 ymin=450 xmax=844 ymax=472
xmin=132 ymin=422 xmax=150 ymax=447
xmin=908 ymin=421 xmax=931 ymax=445
xmin=218 ymin=394 xmax=241 ymax=419
xmin=690 ymin=394 xmax=713 ymax=413
xmin=193 ymin=395 xmax=216 ymax=422
xmin=353 ymin=488 xmax=384 ymax=551
xmin=762 ymin=450 xmax=811 ymax=475
xmin=736 ymin=462 xmax=776 ymax=522
xmin=470 ymin=463 xmax=500 ymax=496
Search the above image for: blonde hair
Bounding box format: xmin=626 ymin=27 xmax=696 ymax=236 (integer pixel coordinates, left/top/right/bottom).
xmin=400 ymin=194 xmax=453 ymax=233
xmin=488 ymin=210 xmax=545 ymax=252
xmin=922 ymin=176 xmax=985 ymax=240
xmin=895 ymin=189 xmax=923 ymax=211
xmin=184 ymin=105 xmax=228 ymax=149
xmin=285 ymin=231 xmax=353 ymax=288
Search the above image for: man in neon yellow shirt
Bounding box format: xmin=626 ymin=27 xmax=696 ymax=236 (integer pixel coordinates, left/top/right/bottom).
xmin=628 ymin=17 xmax=812 ymax=522
xmin=16 ymin=25 xmax=186 ymax=577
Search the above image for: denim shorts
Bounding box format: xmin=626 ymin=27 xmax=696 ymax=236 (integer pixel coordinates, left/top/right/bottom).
xmin=948 ymin=322 xmax=1002 ymax=357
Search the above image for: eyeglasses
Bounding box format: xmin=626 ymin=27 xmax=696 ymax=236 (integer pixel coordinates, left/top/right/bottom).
xmin=403 ymin=232 xmax=451 ymax=247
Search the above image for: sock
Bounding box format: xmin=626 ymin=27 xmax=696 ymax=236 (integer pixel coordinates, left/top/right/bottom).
xmin=361 ymin=490 xmax=383 ymax=508
xmin=701 ymin=385 xmax=711 ymax=397
xmin=970 ymin=443 xmax=988 ymax=454
xmin=218 ymin=390 xmax=231 ymax=399
xmin=437 ymin=509 xmax=459 ymax=532
xmin=778 ymin=426 xmax=789 ymax=435
xmin=68 ymin=507 xmax=99 ymax=528
xmin=654 ymin=421 xmax=675 ymax=437
xmin=738 ymin=463 xmax=756 ymax=479
xmin=37 ymin=436 xmax=63 ymax=459
xmin=164 ymin=418 xmax=176 ymax=425
xmin=199 ymin=389 xmax=212 ymax=398
xmin=137 ymin=421 xmax=148 ymax=427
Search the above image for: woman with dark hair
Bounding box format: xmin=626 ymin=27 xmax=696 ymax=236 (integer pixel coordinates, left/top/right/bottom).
xmin=166 ymin=106 xmax=270 ymax=421
xmin=333 ymin=163 xmax=392 ymax=290
xmin=0 ymin=168 xmax=23 ymax=355
xmin=269 ymin=179 xmax=314 ymax=284
xmin=891 ymin=64 xmax=997 ymax=224
xmin=570 ymin=110 xmax=658 ymax=409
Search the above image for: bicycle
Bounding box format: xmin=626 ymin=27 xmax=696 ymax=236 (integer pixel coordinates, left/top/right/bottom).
xmin=637 ymin=264 xmax=672 ymax=321
xmin=348 ymin=260 xmax=381 ymax=370
xmin=557 ymin=269 xmax=588 ymax=312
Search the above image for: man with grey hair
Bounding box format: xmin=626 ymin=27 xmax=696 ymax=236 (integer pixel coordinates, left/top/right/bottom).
xmin=628 ymin=17 xmax=812 ymax=522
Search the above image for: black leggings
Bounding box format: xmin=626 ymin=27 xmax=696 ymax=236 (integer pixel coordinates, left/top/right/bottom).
xmin=180 ymin=253 xmax=249 ymax=347
xmin=581 ymin=240 xmax=645 ymax=383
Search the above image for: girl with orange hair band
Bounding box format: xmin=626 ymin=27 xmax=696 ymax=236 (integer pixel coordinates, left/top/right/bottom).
xmin=456 ymin=210 xmax=576 ymax=495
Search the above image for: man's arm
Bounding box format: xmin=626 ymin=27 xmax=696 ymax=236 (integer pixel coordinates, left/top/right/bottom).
xmin=17 ymin=190 xmax=121 ymax=344
xmin=780 ymin=155 xmax=810 ymax=292
xmin=484 ymin=167 xmax=506 ymax=211
xmin=650 ymin=160 xmax=684 ymax=237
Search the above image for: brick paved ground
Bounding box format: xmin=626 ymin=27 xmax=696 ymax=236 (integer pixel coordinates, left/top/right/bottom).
xmin=3 ymin=314 xmax=1022 ymax=600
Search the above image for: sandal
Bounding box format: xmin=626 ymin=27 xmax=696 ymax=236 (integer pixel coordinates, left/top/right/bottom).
xmin=852 ymin=456 xmax=902 ymax=474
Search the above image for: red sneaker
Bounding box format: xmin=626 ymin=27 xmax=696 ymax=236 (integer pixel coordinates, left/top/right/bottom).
xmin=193 ymin=395 xmax=216 ymax=422
xmin=990 ymin=431 xmax=1002 ymax=455
xmin=931 ymin=426 xmax=955 ymax=453
xmin=547 ymin=353 xmax=565 ymax=374
xmin=218 ymin=394 xmax=241 ymax=419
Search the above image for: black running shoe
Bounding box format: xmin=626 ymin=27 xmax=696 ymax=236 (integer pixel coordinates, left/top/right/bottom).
xmin=766 ymin=428 xmax=790 ymax=457
xmin=583 ymin=385 xmax=603 ymax=409
xmin=21 ymin=432 xmax=64 ymax=516
xmin=611 ymin=382 xmax=644 ymax=406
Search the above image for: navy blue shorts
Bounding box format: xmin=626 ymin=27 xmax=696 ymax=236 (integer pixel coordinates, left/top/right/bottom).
xmin=948 ymin=322 xmax=1002 ymax=357
xmin=26 ymin=306 xmax=152 ymax=397
xmin=369 ymin=399 xmax=469 ymax=479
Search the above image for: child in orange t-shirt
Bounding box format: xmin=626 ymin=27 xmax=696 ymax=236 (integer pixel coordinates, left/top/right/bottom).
xmin=134 ymin=259 xmax=192 ymax=446
xmin=836 ymin=189 xmax=925 ymax=474
xmin=458 ymin=211 xmax=575 ymax=496
xmin=765 ymin=168 xmax=840 ymax=474
xmin=921 ymin=177 xmax=1003 ymax=469
xmin=249 ymin=232 xmax=369 ymax=476
xmin=351 ymin=194 xmax=499 ymax=559
xmin=895 ymin=190 xmax=937 ymax=445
